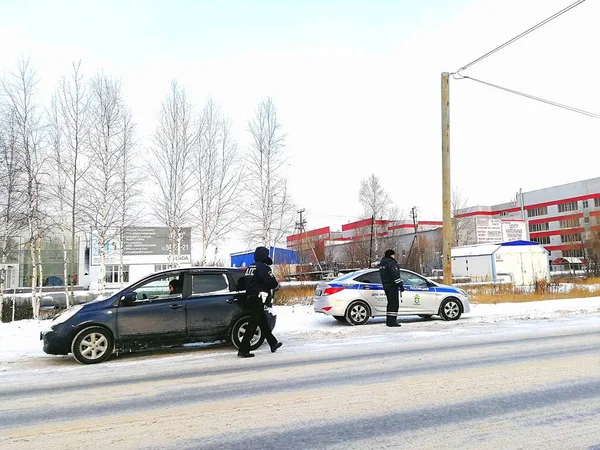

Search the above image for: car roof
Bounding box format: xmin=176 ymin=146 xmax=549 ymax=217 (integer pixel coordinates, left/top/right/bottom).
xmin=153 ymin=267 xmax=244 ymax=276
xmin=337 ymin=267 xmax=425 ymax=280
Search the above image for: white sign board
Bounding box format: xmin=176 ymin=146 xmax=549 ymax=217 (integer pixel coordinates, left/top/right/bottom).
xmin=475 ymin=218 xmax=503 ymax=244
xmin=91 ymin=227 xmax=192 ymax=265
xmin=476 ymin=219 xmax=528 ymax=244
xmin=501 ymin=220 xmax=527 ymax=242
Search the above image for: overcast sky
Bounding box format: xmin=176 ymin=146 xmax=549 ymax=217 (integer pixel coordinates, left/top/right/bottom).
xmin=1 ymin=0 xmax=598 ymax=259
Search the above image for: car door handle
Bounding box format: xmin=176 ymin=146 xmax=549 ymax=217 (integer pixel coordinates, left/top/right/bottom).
xmin=169 ymin=304 xmax=183 ymax=310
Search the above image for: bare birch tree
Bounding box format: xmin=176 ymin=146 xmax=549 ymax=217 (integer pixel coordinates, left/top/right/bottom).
xmin=358 ymin=173 xmax=400 ymax=260
xmin=149 ymin=80 xmax=196 ymax=266
xmin=193 ymin=98 xmax=242 ymax=265
xmin=48 ymin=94 xmax=72 ymax=306
xmin=452 ymin=187 xmax=475 ymax=246
xmin=0 ymin=59 xmax=47 ymax=318
xmin=80 ymin=73 xmax=126 ymax=293
xmin=243 ymin=97 xmax=295 ymax=248
xmin=55 ymin=61 xmax=90 ymax=299
xmin=0 ymin=106 xmax=26 ymax=319
xmin=116 ymin=107 xmax=139 ymax=287
xmin=358 ymin=174 xmax=398 ymax=220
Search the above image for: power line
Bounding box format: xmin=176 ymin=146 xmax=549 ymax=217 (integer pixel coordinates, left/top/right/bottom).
xmin=457 ymin=0 xmax=586 ymax=73
xmin=459 ymin=74 xmax=600 ymax=120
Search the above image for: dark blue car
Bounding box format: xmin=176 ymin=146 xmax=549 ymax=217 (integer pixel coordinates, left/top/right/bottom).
xmin=41 ymin=267 xmax=276 ymax=364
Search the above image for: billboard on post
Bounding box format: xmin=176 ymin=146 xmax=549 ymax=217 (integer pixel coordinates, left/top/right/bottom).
xmin=91 ymin=227 xmax=192 ymax=265
xmin=475 ymin=219 xmax=528 ymax=244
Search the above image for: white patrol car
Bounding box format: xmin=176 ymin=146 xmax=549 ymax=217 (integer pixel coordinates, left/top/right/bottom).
xmin=313 ymin=268 xmax=470 ymax=325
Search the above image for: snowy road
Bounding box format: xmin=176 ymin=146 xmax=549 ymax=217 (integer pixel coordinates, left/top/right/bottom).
xmin=1 ymin=309 xmax=600 ymax=450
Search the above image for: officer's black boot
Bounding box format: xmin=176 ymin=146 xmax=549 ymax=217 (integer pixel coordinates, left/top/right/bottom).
xmin=386 ymin=316 xmax=400 ymax=327
xmin=271 ymin=342 xmax=283 ymax=353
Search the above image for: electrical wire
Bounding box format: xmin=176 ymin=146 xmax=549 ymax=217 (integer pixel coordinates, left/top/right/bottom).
xmin=457 ymin=0 xmax=586 ymax=73
xmin=460 ymin=75 xmax=600 ymax=119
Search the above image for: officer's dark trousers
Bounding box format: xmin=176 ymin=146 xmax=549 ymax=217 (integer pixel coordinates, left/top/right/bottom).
xmin=383 ymin=283 xmax=399 ymax=326
xmin=239 ymin=295 xmax=278 ymax=353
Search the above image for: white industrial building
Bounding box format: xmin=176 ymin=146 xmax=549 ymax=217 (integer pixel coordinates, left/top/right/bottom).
xmin=451 ymin=241 xmax=551 ymax=285
xmin=457 ymin=177 xmax=600 ymax=269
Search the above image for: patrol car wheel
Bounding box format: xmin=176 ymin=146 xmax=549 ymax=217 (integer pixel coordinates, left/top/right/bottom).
xmin=418 ymin=314 xmax=433 ymax=319
xmin=345 ymin=301 xmax=370 ymax=326
xmin=71 ymin=326 xmax=114 ymax=365
xmin=231 ymin=316 xmax=266 ymax=351
xmin=439 ymin=298 xmax=462 ymax=321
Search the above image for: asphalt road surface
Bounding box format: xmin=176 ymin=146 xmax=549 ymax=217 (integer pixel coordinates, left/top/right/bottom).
xmin=1 ymin=319 xmax=600 ymax=450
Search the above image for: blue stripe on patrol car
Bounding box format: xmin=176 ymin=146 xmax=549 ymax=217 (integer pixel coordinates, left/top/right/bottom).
xmin=327 ymin=283 xmax=362 ymax=290
xmin=327 ymin=283 xmax=460 ymax=294
xmin=435 ymin=287 xmax=461 ymax=294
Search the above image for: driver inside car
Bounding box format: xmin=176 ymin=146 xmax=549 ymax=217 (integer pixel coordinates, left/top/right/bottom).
xmin=168 ymin=279 xmax=182 ymax=295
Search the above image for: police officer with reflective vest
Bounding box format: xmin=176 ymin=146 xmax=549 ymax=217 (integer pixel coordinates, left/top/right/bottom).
xmin=379 ymin=249 xmax=404 ymax=327
xmin=238 ymin=246 xmax=283 ymax=358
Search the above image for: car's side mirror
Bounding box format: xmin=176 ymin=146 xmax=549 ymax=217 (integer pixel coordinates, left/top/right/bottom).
xmin=120 ymin=292 xmax=137 ymax=306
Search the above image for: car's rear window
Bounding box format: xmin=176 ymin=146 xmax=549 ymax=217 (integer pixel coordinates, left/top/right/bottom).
xmin=355 ymin=271 xmax=381 ymax=284
xmin=333 ymin=271 xmax=363 ymax=282
xmin=229 ymin=270 xmax=246 ymax=291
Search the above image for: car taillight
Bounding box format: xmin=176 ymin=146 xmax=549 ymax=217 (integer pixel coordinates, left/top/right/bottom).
xmin=323 ymin=287 xmax=344 ymax=296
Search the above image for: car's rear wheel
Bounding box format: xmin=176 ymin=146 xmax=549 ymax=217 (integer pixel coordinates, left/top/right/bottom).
xmin=71 ymin=326 xmax=114 ymax=364
xmin=418 ymin=314 xmax=433 ymax=319
xmin=345 ymin=301 xmax=370 ymax=326
xmin=231 ymin=316 xmax=266 ymax=351
xmin=333 ymin=316 xmax=346 ymax=322
xmin=439 ymin=298 xmax=462 ymax=321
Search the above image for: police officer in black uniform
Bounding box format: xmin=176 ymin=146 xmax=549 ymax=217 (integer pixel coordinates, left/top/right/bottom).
xmin=379 ymin=249 xmax=404 ymax=327
xmin=238 ymin=246 xmax=283 ymax=358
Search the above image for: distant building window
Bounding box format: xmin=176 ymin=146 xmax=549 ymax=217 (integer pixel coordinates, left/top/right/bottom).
xmin=558 ymin=201 xmax=578 ymax=213
xmin=154 ymin=264 xmax=175 ymax=272
xmin=584 ymin=217 xmax=590 ymax=224
xmin=563 ymin=249 xmax=585 ymax=258
xmin=582 ymin=200 xmax=589 ymax=208
xmin=559 ymin=218 xmax=580 ymax=228
xmin=531 ymin=236 xmax=550 ymax=245
xmin=105 ymin=265 xmax=129 ymax=284
xmin=527 ymin=206 xmax=548 ymax=218
xmin=529 ymin=222 xmax=549 ymax=233
xmin=595 ymin=198 xmax=600 ymax=208
xmin=500 ymin=211 xmax=508 ymax=217
xmin=560 ymin=233 xmax=582 ymax=243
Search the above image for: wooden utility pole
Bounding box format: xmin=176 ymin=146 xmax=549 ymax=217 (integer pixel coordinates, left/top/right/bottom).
xmin=441 ymin=72 xmax=452 ymax=285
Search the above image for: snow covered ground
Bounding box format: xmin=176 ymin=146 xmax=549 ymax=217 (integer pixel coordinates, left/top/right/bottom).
xmin=0 ymin=296 xmax=599 ymax=365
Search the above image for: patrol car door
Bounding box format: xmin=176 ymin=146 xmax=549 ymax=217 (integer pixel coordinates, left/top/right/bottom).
xmin=399 ymin=270 xmax=437 ymax=314
xmin=355 ymin=271 xmax=387 ymax=314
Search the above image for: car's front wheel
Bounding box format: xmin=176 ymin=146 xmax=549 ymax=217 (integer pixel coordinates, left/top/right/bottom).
xmin=71 ymin=326 xmax=114 ymax=364
xmin=345 ymin=300 xmax=370 ymax=326
xmin=439 ymin=298 xmax=462 ymax=321
xmin=231 ymin=316 xmax=266 ymax=351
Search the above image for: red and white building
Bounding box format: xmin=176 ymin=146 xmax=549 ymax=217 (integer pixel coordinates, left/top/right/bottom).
xmin=457 ymin=177 xmax=600 ymax=267
xmin=286 ymin=177 xmax=600 ymax=270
